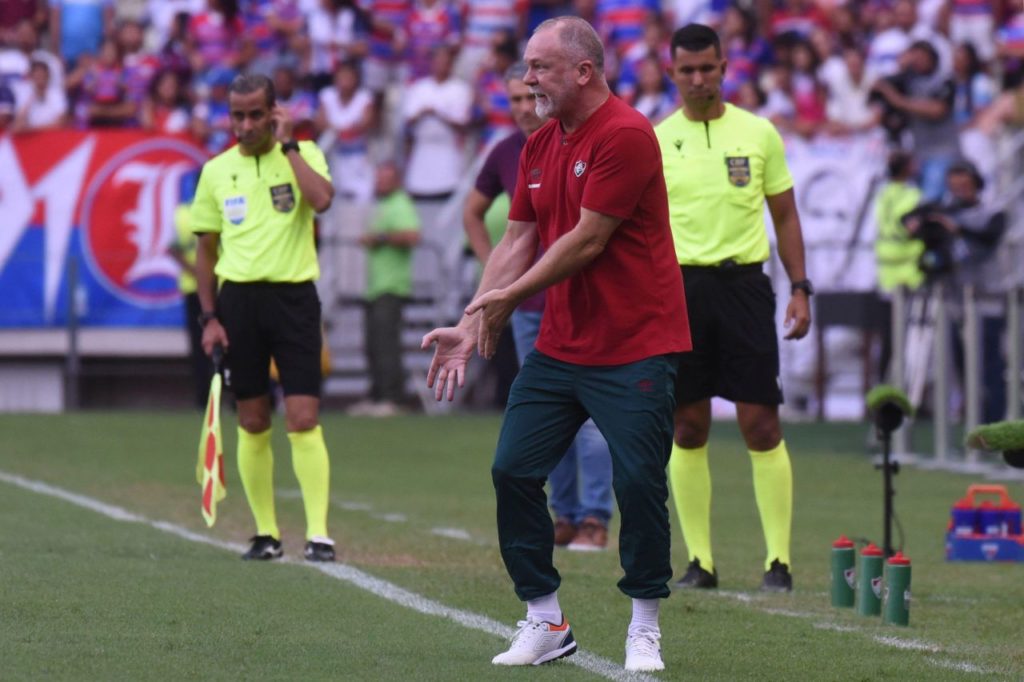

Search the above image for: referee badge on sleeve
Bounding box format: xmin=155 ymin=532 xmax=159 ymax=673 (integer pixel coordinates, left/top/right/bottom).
xmin=725 ymin=157 xmax=751 ymax=187
xmin=270 ymin=183 xmax=296 ymax=212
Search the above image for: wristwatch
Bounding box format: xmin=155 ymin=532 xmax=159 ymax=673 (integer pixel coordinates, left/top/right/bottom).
xmin=198 ymin=311 xmax=217 ymax=327
xmin=791 ymin=279 xmax=814 ymax=296
xmin=280 ymin=140 xmax=300 ymax=155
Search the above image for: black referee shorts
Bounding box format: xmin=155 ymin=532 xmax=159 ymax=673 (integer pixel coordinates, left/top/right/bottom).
xmin=675 ymin=263 xmax=783 ymax=406
xmin=217 ymin=281 xmax=322 ymax=400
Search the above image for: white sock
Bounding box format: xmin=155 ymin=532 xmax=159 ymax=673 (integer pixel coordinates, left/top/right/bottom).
xmin=629 ymin=598 xmax=660 ymax=634
xmin=526 ymin=592 xmax=563 ymax=625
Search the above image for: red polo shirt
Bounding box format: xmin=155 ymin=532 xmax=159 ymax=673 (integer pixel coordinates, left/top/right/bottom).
xmin=509 ymin=95 xmax=691 ymax=365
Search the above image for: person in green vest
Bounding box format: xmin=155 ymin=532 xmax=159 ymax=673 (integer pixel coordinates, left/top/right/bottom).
xmin=348 ymin=161 xmax=422 ymax=417
xmin=873 ymin=150 xmax=923 ymax=382
xmin=169 ymin=170 xmax=212 ymax=409
xmin=875 ymin=151 xmax=924 ymax=293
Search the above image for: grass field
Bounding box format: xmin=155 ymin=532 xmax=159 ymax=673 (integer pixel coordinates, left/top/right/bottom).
xmin=2 ymin=412 xmax=1023 ymax=681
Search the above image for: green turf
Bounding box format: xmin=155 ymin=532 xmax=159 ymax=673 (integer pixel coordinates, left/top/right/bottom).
xmin=1 ymin=413 xmax=1022 ymax=680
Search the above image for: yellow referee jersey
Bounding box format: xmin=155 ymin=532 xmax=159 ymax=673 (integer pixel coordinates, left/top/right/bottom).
xmin=190 ymin=141 xmax=331 ymax=282
xmin=655 ymin=103 xmax=793 ymax=266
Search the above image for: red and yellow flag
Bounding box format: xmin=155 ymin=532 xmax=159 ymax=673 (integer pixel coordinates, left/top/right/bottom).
xmin=196 ymin=370 xmax=226 ymax=526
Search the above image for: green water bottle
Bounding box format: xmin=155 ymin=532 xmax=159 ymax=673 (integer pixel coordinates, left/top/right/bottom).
xmin=883 ymin=552 xmax=912 ymax=626
xmin=856 ymin=543 xmax=884 ymax=616
xmin=830 ymin=535 xmax=855 ymax=607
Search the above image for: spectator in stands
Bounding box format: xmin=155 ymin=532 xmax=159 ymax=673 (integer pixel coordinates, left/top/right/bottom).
xmin=616 ymin=11 xmax=671 ymax=105
xmin=0 ymin=18 xmax=65 ymax=107
xmin=595 ymin=0 xmax=661 ymax=60
xmin=867 ymin=0 xmax=951 ymax=79
xmin=406 ymin=0 xmax=462 ymax=82
xmin=316 ymin=57 xmax=375 ymax=203
xmin=720 ymin=5 xmax=772 ymax=104
xmin=49 ymin=0 xmax=115 ymax=69
xmin=361 ymin=0 xmax=411 ymax=116
xmin=10 ymin=60 xmax=66 ymax=131
xmin=303 ymin=0 xmax=369 ymax=91
xmin=948 ymin=0 xmax=997 ymax=63
xmin=192 ymin=66 xmax=238 ymax=153
xmin=347 ymin=161 xmax=421 ymax=417
xmin=767 ymin=0 xmax=830 ymax=39
xmin=473 ymin=29 xmax=520 ymax=144
xmin=995 ymin=9 xmax=1024 ymax=89
xmin=402 ymin=44 xmax=472 ymax=200
xmin=69 ymin=38 xmax=136 ymax=128
xmin=140 ymin=68 xmax=190 ymax=133
xmin=822 ymin=45 xmax=880 ymax=135
xmin=273 ymin=61 xmax=318 ymax=138
xmin=788 ymin=37 xmax=827 ymax=136
xmin=871 ymin=41 xmax=961 ymax=201
xmin=157 ymin=11 xmax=194 ymax=80
xmin=242 ymin=0 xmax=304 ymax=75
xmin=457 ymin=0 xmax=527 ymax=82
xmin=952 ymin=42 xmax=995 ymax=128
xmin=187 ymin=0 xmax=247 ymax=73
xmin=631 ymin=51 xmax=676 ymax=122
xmin=119 ymin=19 xmax=160 ymax=125
xmin=147 ymin=0 xmax=204 ymax=53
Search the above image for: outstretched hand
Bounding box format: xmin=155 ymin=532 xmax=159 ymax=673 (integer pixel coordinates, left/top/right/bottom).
xmin=421 ymin=325 xmax=476 ymax=401
xmin=783 ymin=294 xmax=811 ymax=340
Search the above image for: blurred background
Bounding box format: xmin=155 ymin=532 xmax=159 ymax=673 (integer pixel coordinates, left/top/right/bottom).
xmin=0 ymin=0 xmax=1021 ymax=458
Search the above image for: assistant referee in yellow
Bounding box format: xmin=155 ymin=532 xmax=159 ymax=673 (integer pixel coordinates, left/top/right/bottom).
xmin=192 ymin=73 xmax=337 ymax=562
xmin=655 ymin=24 xmax=812 ymax=592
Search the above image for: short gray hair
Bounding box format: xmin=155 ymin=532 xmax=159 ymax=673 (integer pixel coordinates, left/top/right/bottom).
xmin=504 ymin=60 xmax=528 ymax=83
xmin=535 ymin=16 xmax=605 ymax=72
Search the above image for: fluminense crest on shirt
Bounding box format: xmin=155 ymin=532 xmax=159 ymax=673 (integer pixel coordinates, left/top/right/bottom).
xmin=725 ymin=156 xmax=751 ymax=187
xmin=270 ymin=183 xmax=296 ymax=212
xmin=573 ymin=160 xmax=586 ymax=177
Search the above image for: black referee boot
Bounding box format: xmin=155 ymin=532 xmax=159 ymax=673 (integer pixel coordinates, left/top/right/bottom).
xmin=761 ymin=559 xmax=793 ymax=592
xmin=242 ymin=535 xmax=283 ymax=560
xmin=673 ymin=559 xmax=718 ymax=589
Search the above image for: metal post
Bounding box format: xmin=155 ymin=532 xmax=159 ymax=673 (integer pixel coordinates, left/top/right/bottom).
xmin=65 ymin=257 xmax=81 ymax=411
xmin=933 ymin=282 xmax=949 ymax=462
xmin=891 ymin=286 xmax=908 ymax=454
xmin=964 ymin=284 xmax=980 ymax=464
xmin=1009 ymin=286 xmax=1021 ymax=421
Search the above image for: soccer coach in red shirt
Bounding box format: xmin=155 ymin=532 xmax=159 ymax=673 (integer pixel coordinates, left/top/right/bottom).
xmin=423 ymin=16 xmax=690 ymax=673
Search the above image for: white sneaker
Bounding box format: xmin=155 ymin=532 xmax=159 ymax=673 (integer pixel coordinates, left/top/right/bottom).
xmin=492 ymin=616 xmax=577 ymax=666
xmin=625 ymin=626 xmax=664 ymax=672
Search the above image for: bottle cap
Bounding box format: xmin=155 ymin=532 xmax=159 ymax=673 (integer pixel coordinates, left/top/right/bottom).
xmin=861 ymin=543 xmax=884 ymax=556
xmin=887 ymin=551 xmax=911 ymax=565
xmin=952 ymin=497 xmax=974 ymax=509
xmin=833 ymin=535 xmax=855 ymax=549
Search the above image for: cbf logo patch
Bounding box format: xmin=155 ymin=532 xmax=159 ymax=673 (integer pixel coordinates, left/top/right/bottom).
xmin=224 ymin=196 xmax=247 ymax=225
xmin=726 ymin=156 xmax=751 ymax=187
xmin=270 ymin=183 xmax=296 ymax=212
xmin=573 ymin=160 xmax=586 ymax=177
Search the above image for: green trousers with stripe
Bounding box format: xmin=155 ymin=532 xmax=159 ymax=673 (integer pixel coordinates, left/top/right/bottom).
xmin=492 ymin=351 xmax=678 ymax=601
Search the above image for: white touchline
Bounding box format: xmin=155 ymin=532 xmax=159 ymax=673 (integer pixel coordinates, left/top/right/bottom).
xmin=0 ymin=470 xmax=652 ymax=682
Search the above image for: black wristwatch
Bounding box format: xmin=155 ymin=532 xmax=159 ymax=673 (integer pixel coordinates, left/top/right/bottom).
xmin=791 ymin=279 xmax=814 ymax=296
xmin=280 ymin=140 xmax=300 ymax=155
xmin=198 ymin=311 xmax=217 ymax=327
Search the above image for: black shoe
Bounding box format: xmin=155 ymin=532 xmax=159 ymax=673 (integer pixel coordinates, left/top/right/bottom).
xmin=304 ymin=537 xmax=336 ymax=562
xmin=673 ymin=559 xmax=718 ymax=589
xmin=761 ymin=559 xmax=793 ymax=592
xmin=242 ymin=535 xmax=283 ymax=561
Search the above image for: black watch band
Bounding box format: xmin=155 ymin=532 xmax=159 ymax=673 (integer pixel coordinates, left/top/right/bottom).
xmin=198 ymin=311 xmax=217 ymax=327
xmin=791 ymin=279 xmax=814 ymax=296
xmin=280 ymin=140 xmax=300 ymax=155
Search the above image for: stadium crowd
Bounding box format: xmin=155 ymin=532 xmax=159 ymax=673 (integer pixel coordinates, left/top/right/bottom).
xmin=0 ymin=0 xmax=1021 ymax=196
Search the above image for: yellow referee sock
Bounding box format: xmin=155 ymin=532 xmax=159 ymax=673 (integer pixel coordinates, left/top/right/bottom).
xmin=237 ymin=426 xmax=279 ymax=539
xmin=288 ymin=425 xmax=331 ymax=540
xmin=750 ymin=441 xmax=793 ymax=570
xmin=668 ymin=443 xmax=713 ymax=572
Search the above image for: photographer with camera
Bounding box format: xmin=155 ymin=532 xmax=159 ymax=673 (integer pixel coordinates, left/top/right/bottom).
xmin=902 ymin=162 xmax=1007 ymax=423
xmin=871 ymin=41 xmax=960 ymax=202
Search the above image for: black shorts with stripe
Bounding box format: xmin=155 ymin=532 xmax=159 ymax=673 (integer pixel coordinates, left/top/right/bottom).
xmin=217 ymin=281 xmax=322 ymax=400
xmin=675 ymin=263 xmax=783 ymax=406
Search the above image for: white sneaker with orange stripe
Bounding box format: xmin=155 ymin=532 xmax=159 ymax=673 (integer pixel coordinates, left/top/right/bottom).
xmin=491 ymin=616 xmax=577 ymax=666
